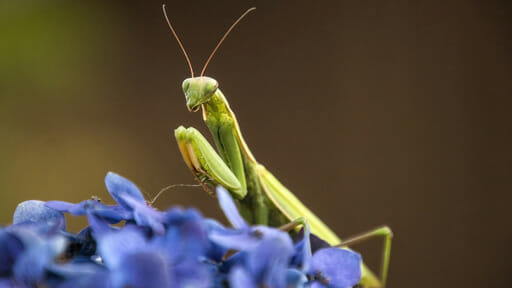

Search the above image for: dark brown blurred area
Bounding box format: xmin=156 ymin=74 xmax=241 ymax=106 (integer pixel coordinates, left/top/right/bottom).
xmin=0 ymin=0 xmax=511 ymax=287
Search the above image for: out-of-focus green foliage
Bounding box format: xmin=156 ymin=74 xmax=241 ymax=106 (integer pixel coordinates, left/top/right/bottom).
xmin=0 ymin=2 xmax=121 ymax=228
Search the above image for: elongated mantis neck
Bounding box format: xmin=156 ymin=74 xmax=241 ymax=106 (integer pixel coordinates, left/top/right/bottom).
xmin=202 ymin=89 xmax=257 ymax=163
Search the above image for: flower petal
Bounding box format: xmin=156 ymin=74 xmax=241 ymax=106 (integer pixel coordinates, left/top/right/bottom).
xmin=13 ymin=235 xmax=67 ymax=285
xmin=171 ymin=259 xmax=213 ymax=288
xmin=286 ymin=268 xmax=308 ymax=288
xmin=105 ymin=172 xmax=145 ymax=209
xmin=229 ymin=266 xmax=256 ymax=288
xmin=14 ymin=200 xmax=65 ymax=231
xmin=112 ymin=251 xmax=170 ymax=288
xmin=246 ymin=231 xmax=294 ymax=288
xmin=203 ymin=219 xmax=229 ymax=262
xmin=46 ymin=262 xmax=110 ymax=288
xmin=123 ymin=195 xmax=165 ymax=235
xmin=97 ymin=226 xmax=147 ymax=269
xmin=216 ymin=186 xmax=248 ymax=230
xmin=291 ymin=225 xmax=313 ymax=272
xmin=308 ymin=248 xmax=362 ymax=288
xmin=154 ymin=208 xmax=209 ymax=263
xmin=209 ymin=229 xmax=261 ymax=251
xmin=46 ymin=200 xmax=130 ymax=224
xmin=0 ymin=229 xmax=24 ymax=276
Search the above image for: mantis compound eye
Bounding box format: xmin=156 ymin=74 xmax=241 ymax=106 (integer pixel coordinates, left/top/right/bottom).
xmin=202 ymin=79 xmax=219 ymax=97
xmin=182 ymin=79 xmax=191 ymax=94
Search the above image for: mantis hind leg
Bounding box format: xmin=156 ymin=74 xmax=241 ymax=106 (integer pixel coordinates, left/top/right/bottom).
xmin=256 ymin=165 xmax=383 ymax=287
xmin=336 ymin=226 xmax=393 ymax=288
xmin=277 ymin=218 xmax=390 ymax=288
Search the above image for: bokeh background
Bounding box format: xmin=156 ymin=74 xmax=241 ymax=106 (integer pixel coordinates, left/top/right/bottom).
xmin=1 ymin=0 xmax=511 ymax=287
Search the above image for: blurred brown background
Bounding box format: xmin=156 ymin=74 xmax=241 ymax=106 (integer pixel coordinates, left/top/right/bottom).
xmin=1 ymin=0 xmax=511 ymax=287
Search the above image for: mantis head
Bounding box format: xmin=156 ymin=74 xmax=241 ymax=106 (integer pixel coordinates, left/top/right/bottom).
xmin=162 ymin=5 xmax=255 ymax=110
xmin=182 ymin=77 xmax=219 ymax=112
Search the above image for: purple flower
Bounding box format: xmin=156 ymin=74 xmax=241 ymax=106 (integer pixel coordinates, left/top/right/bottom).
xmin=286 ymin=268 xmax=308 ymax=288
xmin=292 ymin=232 xmax=313 ymax=271
xmin=157 ymin=208 xmax=213 ymax=288
xmin=13 ymin=200 xmax=66 ymax=231
xmin=1 ymin=174 xmax=366 ymax=288
xmin=308 ymin=248 xmax=362 ymax=288
xmin=11 ymin=229 xmax=67 ymax=285
xmin=97 ymin=227 xmax=171 ymax=288
xmin=123 ymin=194 xmax=165 ymax=235
xmin=159 ymin=208 xmax=209 ymax=261
xmin=104 ymin=172 xmax=145 ymax=210
xmin=242 ymin=231 xmax=295 ymax=288
xmin=210 ymin=187 xmax=288 ymax=251
xmin=105 ymin=172 xmax=166 ymax=234
xmin=216 ymin=186 xmax=248 ymax=230
xmin=203 ymin=218 xmax=230 ymax=262
xmin=45 ymin=199 xmax=130 ymax=224
xmin=229 ymin=266 xmax=255 ymax=288
xmin=114 ymin=251 xmax=170 ymax=288
xmin=214 ymin=187 xmax=296 ymax=288
xmin=46 ymin=262 xmax=110 ymax=288
xmin=214 ymin=186 xmax=362 ymax=288
xmin=0 ymin=229 xmax=24 ymax=277
xmin=222 ymin=231 xmax=295 ymax=288
xmin=94 ymin=209 xmax=213 ymax=288
xmin=47 ymin=172 xmax=165 ymax=234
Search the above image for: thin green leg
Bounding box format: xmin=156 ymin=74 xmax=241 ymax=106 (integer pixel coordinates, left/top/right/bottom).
xmin=336 ymin=226 xmax=393 ymax=288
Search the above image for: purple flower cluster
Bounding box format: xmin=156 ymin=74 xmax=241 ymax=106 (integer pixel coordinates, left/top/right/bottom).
xmin=0 ymin=172 xmax=362 ymax=288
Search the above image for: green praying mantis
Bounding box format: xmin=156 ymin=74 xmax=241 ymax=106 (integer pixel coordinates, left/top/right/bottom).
xmin=162 ymin=5 xmax=392 ymax=288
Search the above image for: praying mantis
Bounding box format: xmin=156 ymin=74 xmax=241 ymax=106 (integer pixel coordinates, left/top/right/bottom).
xmin=162 ymin=5 xmax=392 ymax=288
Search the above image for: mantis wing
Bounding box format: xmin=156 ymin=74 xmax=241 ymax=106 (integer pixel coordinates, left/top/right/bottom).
xmin=256 ymin=165 xmax=381 ymax=287
xmin=255 ymin=164 xmax=340 ymax=244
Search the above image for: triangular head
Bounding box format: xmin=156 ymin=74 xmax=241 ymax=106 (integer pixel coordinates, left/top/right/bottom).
xmin=182 ymin=77 xmax=219 ymax=112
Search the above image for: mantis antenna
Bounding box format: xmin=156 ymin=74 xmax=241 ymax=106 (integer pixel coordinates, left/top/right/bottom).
xmin=200 ymin=7 xmax=256 ymax=77
xmin=149 ymin=183 xmax=202 ymax=205
xmin=162 ymin=4 xmax=195 ymax=77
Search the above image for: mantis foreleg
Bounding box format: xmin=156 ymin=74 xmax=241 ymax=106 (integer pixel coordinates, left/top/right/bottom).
xmin=174 ymin=125 xmax=244 ymax=198
xmin=175 ymin=124 xmax=271 ymax=225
